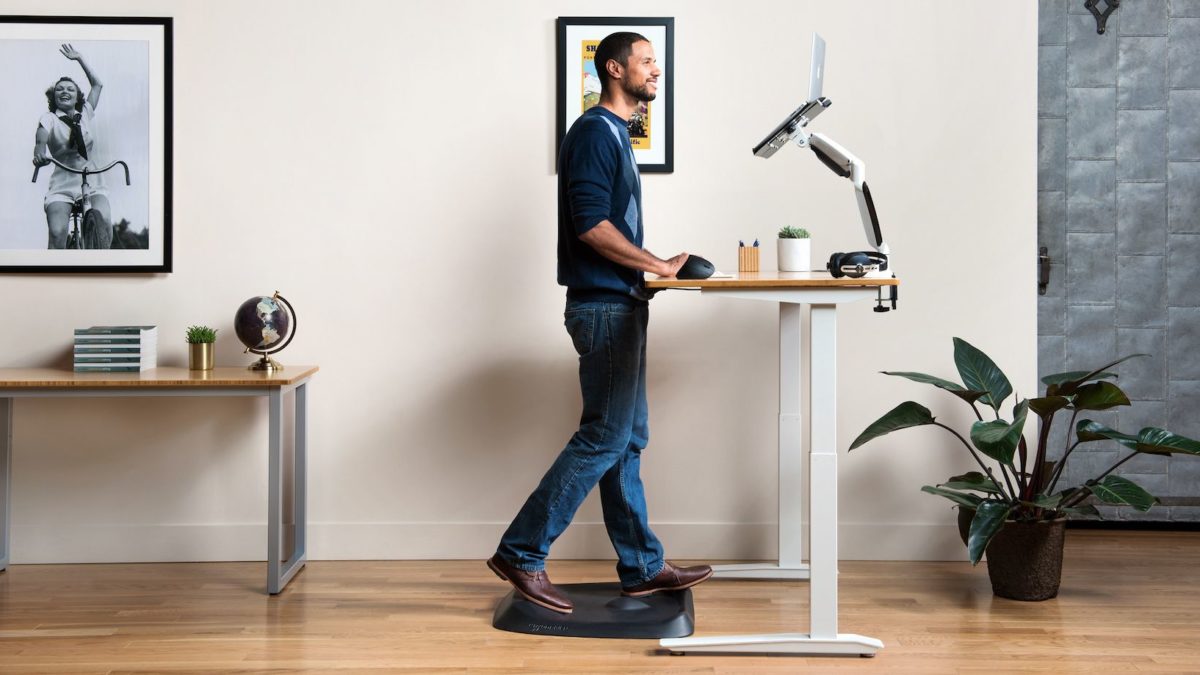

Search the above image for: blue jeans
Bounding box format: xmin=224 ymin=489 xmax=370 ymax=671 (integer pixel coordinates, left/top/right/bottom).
xmin=496 ymin=299 xmax=665 ymax=586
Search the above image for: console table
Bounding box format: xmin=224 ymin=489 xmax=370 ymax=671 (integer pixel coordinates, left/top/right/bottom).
xmin=0 ymin=366 xmax=318 ymax=595
xmin=646 ymin=271 xmax=896 ymax=656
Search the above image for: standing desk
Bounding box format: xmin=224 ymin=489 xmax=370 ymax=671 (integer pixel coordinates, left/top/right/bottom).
xmin=646 ymin=272 xmax=896 ymax=656
xmin=0 ymin=366 xmax=317 ymax=595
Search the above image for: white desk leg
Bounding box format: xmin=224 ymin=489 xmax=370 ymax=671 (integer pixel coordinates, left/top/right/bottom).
xmin=268 ymin=386 xmax=308 ymax=595
xmin=713 ymin=302 xmax=809 ymax=580
xmin=0 ymin=397 xmax=10 ymax=572
xmin=662 ymin=305 xmax=883 ymax=656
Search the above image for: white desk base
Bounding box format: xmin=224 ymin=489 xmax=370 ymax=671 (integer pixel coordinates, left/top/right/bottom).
xmin=661 ymin=287 xmax=883 ymax=657
xmin=662 ymin=633 xmax=883 ymax=656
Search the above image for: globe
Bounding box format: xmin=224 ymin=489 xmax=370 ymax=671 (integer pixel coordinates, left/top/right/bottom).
xmin=234 ymin=293 xmax=296 ymax=370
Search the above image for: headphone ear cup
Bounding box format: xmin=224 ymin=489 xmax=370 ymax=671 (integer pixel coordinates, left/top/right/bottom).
xmin=827 ymin=252 xmax=845 ymax=278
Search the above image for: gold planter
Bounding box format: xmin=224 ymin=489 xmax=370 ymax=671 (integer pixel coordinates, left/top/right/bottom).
xmin=188 ymin=342 xmax=214 ymax=371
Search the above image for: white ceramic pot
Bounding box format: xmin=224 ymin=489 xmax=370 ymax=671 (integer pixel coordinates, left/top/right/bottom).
xmin=777 ymin=238 xmax=811 ymax=272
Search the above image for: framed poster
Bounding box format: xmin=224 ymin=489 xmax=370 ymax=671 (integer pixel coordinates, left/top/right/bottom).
xmin=0 ymin=15 xmax=172 ymax=273
xmin=556 ymin=16 xmax=674 ymax=173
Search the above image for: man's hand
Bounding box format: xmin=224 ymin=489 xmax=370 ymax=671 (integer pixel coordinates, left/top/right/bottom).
xmin=658 ymin=253 xmax=689 ymax=277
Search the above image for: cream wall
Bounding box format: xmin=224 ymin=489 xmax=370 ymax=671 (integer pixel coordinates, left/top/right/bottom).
xmin=0 ymin=1 xmax=1037 ymax=563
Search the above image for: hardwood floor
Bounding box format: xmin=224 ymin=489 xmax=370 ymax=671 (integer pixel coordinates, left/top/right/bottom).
xmin=1 ymin=531 xmax=1197 ymax=673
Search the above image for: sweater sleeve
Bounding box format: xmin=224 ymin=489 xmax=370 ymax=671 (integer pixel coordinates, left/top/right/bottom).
xmin=564 ymin=123 xmax=620 ymax=236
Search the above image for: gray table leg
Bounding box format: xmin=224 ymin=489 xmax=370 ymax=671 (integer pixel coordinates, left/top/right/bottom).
xmin=1 ymin=397 xmax=10 ymax=572
xmin=267 ymin=384 xmax=308 ymax=594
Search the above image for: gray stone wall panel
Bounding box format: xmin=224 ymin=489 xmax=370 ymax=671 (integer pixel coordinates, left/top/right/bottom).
xmin=1069 ymin=14 xmax=1119 ymax=86
xmin=1116 ymin=328 xmax=1168 ymax=399
xmin=1116 ymin=255 xmax=1167 ymax=326
xmin=1118 ymin=37 xmax=1167 ymax=108
xmin=1117 ymin=109 xmax=1168 ymax=180
xmin=1122 ymin=0 xmax=1169 ymax=34
xmin=1167 ymin=307 xmax=1200 ymax=379
xmin=1068 ymin=160 xmax=1117 ymax=231
xmin=1166 ymin=234 xmax=1200 ymax=305
xmin=1039 ymin=118 xmax=1068 ymax=191
xmin=1168 ymin=162 xmax=1200 ymax=232
xmin=1117 ymin=182 xmax=1168 ymax=254
xmin=1168 ymin=18 xmax=1200 ymax=86
xmin=1168 ymin=90 xmax=1200 ymax=160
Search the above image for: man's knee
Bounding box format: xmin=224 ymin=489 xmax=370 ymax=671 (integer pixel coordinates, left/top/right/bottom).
xmin=571 ymin=418 xmax=635 ymax=456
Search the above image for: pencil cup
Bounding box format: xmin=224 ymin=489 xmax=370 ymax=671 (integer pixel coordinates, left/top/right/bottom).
xmin=738 ymin=246 xmax=760 ymax=273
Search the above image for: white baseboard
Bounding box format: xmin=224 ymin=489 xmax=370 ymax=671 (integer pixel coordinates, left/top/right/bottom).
xmin=10 ymin=522 xmax=967 ymax=564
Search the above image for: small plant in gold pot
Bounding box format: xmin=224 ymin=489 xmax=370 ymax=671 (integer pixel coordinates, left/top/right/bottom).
xmin=850 ymin=338 xmax=1200 ymax=600
xmin=186 ymin=325 xmax=217 ymax=371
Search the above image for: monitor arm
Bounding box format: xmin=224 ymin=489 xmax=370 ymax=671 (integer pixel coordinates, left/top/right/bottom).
xmin=793 ymin=128 xmax=889 ymax=259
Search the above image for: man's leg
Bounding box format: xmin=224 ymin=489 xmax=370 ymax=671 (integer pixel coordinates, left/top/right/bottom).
xmin=598 ymin=305 xmax=665 ymax=586
xmin=496 ymin=302 xmax=645 ymax=572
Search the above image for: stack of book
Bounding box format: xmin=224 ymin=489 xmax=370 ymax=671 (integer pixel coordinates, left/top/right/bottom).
xmin=73 ymin=326 xmax=158 ymax=372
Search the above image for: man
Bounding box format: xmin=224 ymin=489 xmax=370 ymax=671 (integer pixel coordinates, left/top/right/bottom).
xmin=487 ymin=32 xmax=712 ymax=614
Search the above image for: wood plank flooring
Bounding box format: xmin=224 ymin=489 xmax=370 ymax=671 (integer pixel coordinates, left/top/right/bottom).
xmin=1 ymin=531 xmax=1197 ymax=673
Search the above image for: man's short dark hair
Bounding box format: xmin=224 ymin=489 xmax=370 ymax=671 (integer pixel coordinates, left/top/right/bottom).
xmin=594 ymin=32 xmax=648 ymax=90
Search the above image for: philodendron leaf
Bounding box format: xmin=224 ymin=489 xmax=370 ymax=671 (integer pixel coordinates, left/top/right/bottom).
xmin=1070 ymin=381 xmax=1132 ymax=411
xmin=1041 ymin=354 xmax=1148 ymax=396
xmin=1075 ymin=420 xmax=1138 ymax=448
xmin=1028 ymin=395 xmax=1072 ymax=418
xmin=1063 ymin=504 xmax=1100 ymax=517
xmin=1134 ymin=428 xmax=1200 ymax=456
xmin=921 ymin=485 xmax=984 ymax=508
xmin=849 ymin=402 xmax=935 ymax=450
xmin=941 ymin=471 xmax=1003 ymax=494
xmin=967 ymin=500 xmax=1013 ymax=566
xmin=1041 ymin=370 xmax=1117 ymax=388
xmin=969 ymin=400 xmax=1029 ymax=466
xmin=882 ymin=371 xmax=988 ymax=404
xmin=1089 ymin=475 xmax=1159 ymax=512
xmin=953 ymin=338 xmax=1013 ymax=412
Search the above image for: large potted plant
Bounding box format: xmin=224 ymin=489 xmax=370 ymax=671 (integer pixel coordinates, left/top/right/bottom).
xmin=850 ymin=338 xmax=1200 ymax=600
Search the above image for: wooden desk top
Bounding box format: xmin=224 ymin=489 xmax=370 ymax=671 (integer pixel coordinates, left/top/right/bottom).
xmin=0 ymin=366 xmax=319 ymax=389
xmin=646 ymin=270 xmax=899 ymax=290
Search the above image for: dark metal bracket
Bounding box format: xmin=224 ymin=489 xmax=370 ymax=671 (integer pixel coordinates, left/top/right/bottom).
xmin=1084 ymin=0 xmax=1120 ymax=35
xmin=1039 ymin=247 xmax=1053 ymax=296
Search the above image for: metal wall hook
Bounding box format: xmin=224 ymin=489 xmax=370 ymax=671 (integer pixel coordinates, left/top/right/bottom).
xmin=1084 ymin=0 xmax=1120 ymax=35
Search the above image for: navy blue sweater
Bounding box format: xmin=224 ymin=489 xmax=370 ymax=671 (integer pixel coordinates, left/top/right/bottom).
xmin=557 ymin=106 xmax=645 ymax=304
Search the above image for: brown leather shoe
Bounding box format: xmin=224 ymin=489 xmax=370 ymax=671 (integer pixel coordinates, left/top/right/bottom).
xmin=622 ymin=561 xmax=714 ymax=597
xmin=487 ymin=554 xmax=573 ymax=614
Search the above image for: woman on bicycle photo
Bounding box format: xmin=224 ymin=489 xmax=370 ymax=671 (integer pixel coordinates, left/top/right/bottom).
xmin=30 ymin=43 xmax=112 ymax=249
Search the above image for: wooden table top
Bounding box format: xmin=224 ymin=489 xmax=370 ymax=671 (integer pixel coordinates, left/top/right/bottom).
xmin=0 ymin=366 xmax=319 ymax=389
xmin=646 ymin=270 xmax=900 ymax=289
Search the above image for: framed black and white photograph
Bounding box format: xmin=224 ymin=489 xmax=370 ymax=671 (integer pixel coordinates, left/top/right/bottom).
xmin=0 ymin=15 xmax=172 ymax=273
xmin=556 ymin=16 xmax=674 ymax=173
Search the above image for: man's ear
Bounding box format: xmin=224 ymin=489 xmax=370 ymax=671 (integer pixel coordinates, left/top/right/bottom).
xmin=605 ymin=58 xmax=623 ymax=83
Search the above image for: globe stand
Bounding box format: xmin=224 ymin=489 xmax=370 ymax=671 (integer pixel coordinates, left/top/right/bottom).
xmin=248 ymin=352 xmax=284 ymax=371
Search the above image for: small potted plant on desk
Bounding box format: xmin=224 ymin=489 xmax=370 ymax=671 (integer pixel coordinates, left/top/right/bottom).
xmin=850 ymin=338 xmax=1200 ymax=600
xmin=186 ymin=325 xmax=217 ymax=371
xmin=777 ymin=226 xmax=811 ymax=272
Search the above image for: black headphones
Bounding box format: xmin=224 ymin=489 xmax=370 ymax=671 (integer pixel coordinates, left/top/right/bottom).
xmin=827 ymin=251 xmax=889 ymax=278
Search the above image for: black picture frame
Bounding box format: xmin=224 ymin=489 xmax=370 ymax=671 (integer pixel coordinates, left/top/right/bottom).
xmin=556 ymin=16 xmax=674 ymax=173
xmin=0 ymin=15 xmax=173 ymax=273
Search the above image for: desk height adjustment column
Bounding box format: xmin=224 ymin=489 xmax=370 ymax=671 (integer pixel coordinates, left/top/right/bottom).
xmin=712 ymin=302 xmax=809 ymax=580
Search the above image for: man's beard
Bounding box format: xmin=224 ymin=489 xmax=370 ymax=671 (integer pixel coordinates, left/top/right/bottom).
xmin=624 ymin=80 xmax=657 ymax=103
